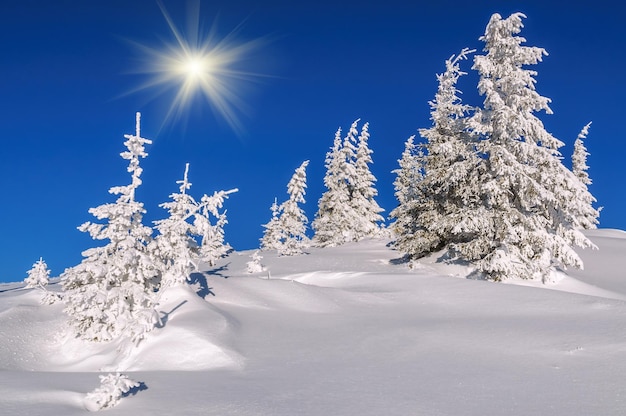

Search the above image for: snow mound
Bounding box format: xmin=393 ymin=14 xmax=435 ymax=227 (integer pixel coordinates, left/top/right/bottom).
xmin=118 ymin=285 xmax=245 ymax=371
xmin=207 ymin=274 xmax=346 ymax=313
xmin=0 ymin=284 xmax=244 ymax=372
xmin=53 ymin=285 xmax=244 ymax=372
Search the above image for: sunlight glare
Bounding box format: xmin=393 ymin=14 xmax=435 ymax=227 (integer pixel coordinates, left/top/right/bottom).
xmin=129 ymin=0 xmax=267 ymax=134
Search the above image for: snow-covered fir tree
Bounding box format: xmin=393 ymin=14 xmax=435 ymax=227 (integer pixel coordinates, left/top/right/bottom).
xmin=246 ymin=250 xmax=265 ymax=273
xmin=351 ymin=122 xmax=385 ymax=239
xmin=152 ymin=163 xmax=201 ymax=288
xmin=24 ymin=257 xmax=50 ymax=290
xmin=61 ymin=113 xmax=160 ymax=343
xmin=393 ymin=14 xmax=598 ymax=282
xmin=25 ymin=257 xmax=61 ymax=304
xmin=572 ymin=122 xmax=592 ymax=185
xmin=391 ymin=49 xmax=481 ymax=258
xmin=153 ymin=163 xmax=236 ymax=283
xmin=464 ymin=12 xmax=596 ymax=281
xmin=84 ymin=373 xmax=141 ymax=412
xmin=391 ymin=135 xmax=422 ymax=208
xmin=571 ymin=122 xmax=600 ymax=229
xmin=389 ymin=135 xmax=427 ymax=256
xmin=194 ymin=188 xmax=237 ymax=266
xmin=312 ymin=127 xmax=351 ymax=246
xmin=273 ymin=161 xmax=310 ymax=256
xmin=260 ymin=198 xmax=283 ymax=251
xmin=313 ymin=120 xmax=384 ymax=246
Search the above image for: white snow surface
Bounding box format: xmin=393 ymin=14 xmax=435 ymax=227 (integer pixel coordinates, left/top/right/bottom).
xmin=1 ymin=229 xmax=626 ymax=415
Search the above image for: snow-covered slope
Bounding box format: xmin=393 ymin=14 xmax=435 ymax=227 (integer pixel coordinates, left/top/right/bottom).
xmin=1 ymin=230 xmax=626 ymax=415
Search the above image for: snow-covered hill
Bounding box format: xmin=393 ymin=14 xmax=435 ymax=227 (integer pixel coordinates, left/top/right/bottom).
xmin=2 ymin=230 xmax=626 ymax=415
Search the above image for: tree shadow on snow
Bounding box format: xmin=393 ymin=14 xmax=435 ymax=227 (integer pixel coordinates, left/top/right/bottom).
xmin=189 ymin=272 xmax=215 ymax=299
xmin=205 ymin=263 xmax=230 ymax=279
xmin=156 ymin=300 xmax=188 ymax=328
xmin=123 ymin=381 xmax=148 ymax=398
xmin=0 ymin=286 xmax=24 ymax=293
xmin=389 ymin=255 xmax=412 ymax=265
xmin=188 ymin=263 xmax=231 ymax=299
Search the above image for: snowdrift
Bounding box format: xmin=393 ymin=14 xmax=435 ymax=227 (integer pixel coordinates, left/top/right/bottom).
xmin=1 ymin=230 xmax=626 ymax=415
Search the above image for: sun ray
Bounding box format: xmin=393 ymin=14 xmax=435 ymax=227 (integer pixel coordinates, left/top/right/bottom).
xmin=128 ymin=0 xmax=269 ymax=134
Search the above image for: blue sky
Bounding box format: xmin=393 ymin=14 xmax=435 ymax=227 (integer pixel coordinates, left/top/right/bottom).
xmin=1 ymin=0 xmax=624 ymax=282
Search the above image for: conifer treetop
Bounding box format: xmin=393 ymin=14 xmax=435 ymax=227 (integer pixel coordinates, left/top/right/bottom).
xmin=572 ymin=122 xmax=593 ymax=185
xmin=112 ymin=112 xmax=152 ymax=202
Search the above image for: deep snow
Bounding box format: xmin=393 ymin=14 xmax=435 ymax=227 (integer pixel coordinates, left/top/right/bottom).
xmin=1 ymin=230 xmax=626 ymax=415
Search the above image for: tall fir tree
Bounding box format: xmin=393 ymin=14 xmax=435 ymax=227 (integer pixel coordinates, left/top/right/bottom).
xmin=571 ymin=122 xmax=600 ymax=229
xmin=276 ymin=160 xmax=310 ymax=256
xmin=572 ymin=122 xmax=592 ymax=185
xmin=313 ymin=120 xmax=384 ymax=246
xmin=464 ymin=12 xmax=596 ymax=281
xmin=350 ymin=122 xmax=385 ymax=239
xmin=391 ymin=135 xmax=422 ymax=208
xmin=61 ymin=113 xmax=160 ymax=342
xmin=393 ymin=14 xmax=598 ymax=282
xmin=312 ymin=128 xmax=351 ymax=247
xmin=390 ymin=135 xmax=428 ymax=256
xmin=391 ymin=49 xmax=481 ymax=258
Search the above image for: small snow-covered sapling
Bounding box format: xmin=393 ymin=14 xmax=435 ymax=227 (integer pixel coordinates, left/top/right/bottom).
xmin=84 ymin=373 xmax=141 ymax=412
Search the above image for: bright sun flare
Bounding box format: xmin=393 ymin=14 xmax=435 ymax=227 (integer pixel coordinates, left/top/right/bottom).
xmin=184 ymin=58 xmax=204 ymax=76
xmin=130 ymin=1 xmax=266 ymax=133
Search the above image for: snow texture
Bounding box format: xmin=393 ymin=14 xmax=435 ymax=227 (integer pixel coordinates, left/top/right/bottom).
xmin=1 ymin=230 xmax=626 ymax=415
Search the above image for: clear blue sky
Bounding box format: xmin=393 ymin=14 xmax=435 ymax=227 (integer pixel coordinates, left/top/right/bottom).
xmin=1 ymin=0 xmax=624 ymax=282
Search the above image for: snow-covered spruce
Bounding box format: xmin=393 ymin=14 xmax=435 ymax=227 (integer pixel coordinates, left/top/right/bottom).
xmin=24 ymin=257 xmax=62 ymax=304
xmin=194 ymin=187 xmax=238 ymax=267
xmin=279 ymin=160 xmax=310 ymax=256
xmin=152 ymin=163 xmax=202 ymax=288
xmin=61 ymin=113 xmax=160 ymax=343
xmin=389 ymin=135 xmax=429 ymax=257
xmin=152 ymin=163 xmax=236 ymax=287
xmin=262 ymin=161 xmax=310 ymax=256
xmin=391 ymin=48 xmax=481 ymax=259
xmin=465 ymin=12 xmax=598 ymax=281
xmin=352 ymin=121 xmax=386 ymax=238
xmin=84 ymin=373 xmax=141 ymax=412
xmin=392 ymin=14 xmax=598 ymax=282
xmin=312 ymin=127 xmax=349 ymax=247
xmin=246 ymin=250 xmax=265 ymax=273
xmin=24 ymin=257 xmax=50 ymax=290
xmin=260 ymin=198 xmax=284 ymax=251
xmin=571 ymin=122 xmax=600 ymax=230
xmin=313 ymin=120 xmax=384 ymax=247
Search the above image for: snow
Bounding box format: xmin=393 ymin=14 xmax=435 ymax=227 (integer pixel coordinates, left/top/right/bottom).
xmin=2 ymin=230 xmax=626 ymax=415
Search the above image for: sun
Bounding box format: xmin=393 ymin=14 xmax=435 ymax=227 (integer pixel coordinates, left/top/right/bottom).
xmin=129 ymin=0 xmax=266 ymax=134
xmin=184 ymin=58 xmax=205 ymax=77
